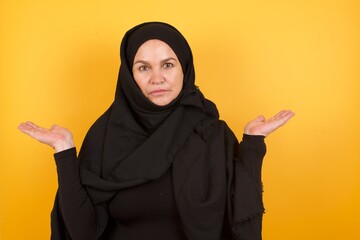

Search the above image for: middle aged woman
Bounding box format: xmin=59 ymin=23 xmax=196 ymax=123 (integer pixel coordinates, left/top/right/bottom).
xmin=18 ymin=22 xmax=295 ymax=240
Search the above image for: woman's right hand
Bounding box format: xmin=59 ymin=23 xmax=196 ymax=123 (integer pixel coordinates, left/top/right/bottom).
xmin=18 ymin=121 xmax=75 ymax=153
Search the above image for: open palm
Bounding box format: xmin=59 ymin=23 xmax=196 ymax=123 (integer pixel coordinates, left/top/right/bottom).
xmin=18 ymin=121 xmax=74 ymax=152
xmin=244 ymin=110 xmax=295 ymax=137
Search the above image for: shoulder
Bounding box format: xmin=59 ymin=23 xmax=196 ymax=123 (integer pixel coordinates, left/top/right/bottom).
xmin=193 ymin=117 xmax=238 ymax=144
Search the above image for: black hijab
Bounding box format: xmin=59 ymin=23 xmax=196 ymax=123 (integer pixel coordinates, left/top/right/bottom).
xmin=78 ymin=22 xmax=218 ymax=203
xmin=51 ymin=22 xmax=264 ymax=240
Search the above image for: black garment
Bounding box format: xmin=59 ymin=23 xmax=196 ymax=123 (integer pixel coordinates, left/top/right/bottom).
xmin=54 ymin=149 xmax=187 ymax=240
xmin=106 ymin=169 xmax=187 ymax=240
xmin=51 ymin=22 xmax=266 ymax=240
xmin=53 ymin=133 xmax=265 ymax=240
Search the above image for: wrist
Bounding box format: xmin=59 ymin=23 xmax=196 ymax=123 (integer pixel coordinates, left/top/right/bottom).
xmin=244 ymin=129 xmax=267 ymax=137
xmin=53 ymin=141 xmax=75 ymax=153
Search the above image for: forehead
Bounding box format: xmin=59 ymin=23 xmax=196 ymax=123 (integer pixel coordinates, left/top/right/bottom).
xmin=138 ymin=39 xmax=173 ymax=50
xmin=134 ymin=39 xmax=178 ymax=59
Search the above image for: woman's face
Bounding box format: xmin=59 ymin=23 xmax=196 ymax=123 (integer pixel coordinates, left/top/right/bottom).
xmin=132 ymin=39 xmax=184 ymax=106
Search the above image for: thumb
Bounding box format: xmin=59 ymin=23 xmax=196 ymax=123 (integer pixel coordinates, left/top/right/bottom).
xmin=51 ymin=124 xmax=60 ymax=130
xmin=254 ymin=115 xmax=265 ymax=122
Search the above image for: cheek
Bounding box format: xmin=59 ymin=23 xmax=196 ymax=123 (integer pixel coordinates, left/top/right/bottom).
xmin=168 ymin=70 xmax=183 ymax=91
xmin=175 ymin=72 xmax=184 ymax=92
xmin=133 ymin=73 xmax=149 ymax=93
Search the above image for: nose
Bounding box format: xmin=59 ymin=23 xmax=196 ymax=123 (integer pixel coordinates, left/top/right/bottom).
xmin=150 ymin=69 xmax=165 ymax=84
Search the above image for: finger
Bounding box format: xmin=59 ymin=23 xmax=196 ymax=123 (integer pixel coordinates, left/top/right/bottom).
xmin=18 ymin=121 xmax=38 ymax=133
xmin=271 ymin=110 xmax=294 ymax=122
xmin=272 ymin=110 xmax=295 ymax=126
xmin=269 ymin=110 xmax=286 ymax=121
xmin=277 ymin=110 xmax=294 ymax=119
xmin=25 ymin=121 xmax=42 ymax=130
xmin=281 ymin=110 xmax=295 ymax=122
xmin=18 ymin=122 xmax=35 ymax=132
xmin=18 ymin=124 xmax=37 ymax=137
xmin=19 ymin=121 xmax=49 ymax=137
xmin=17 ymin=123 xmax=27 ymax=133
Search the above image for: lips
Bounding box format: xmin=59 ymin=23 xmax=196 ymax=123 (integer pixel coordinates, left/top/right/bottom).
xmin=148 ymin=89 xmax=169 ymax=96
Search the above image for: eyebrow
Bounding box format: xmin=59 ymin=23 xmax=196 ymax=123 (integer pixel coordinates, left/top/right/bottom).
xmin=133 ymin=57 xmax=178 ymax=65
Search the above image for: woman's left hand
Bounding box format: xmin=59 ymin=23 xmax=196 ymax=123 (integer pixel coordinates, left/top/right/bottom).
xmin=244 ymin=110 xmax=295 ymax=137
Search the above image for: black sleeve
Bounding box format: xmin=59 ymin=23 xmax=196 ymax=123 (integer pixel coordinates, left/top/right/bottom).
xmin=234 ymin=134 xmax=266 ymax=240
xmin=54 ymin=148 xmax=102 ymax=240
xmin=238 ymin=134 xmax=266 ymax=186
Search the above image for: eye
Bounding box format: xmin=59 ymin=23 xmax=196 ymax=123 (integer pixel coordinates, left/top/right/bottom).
xmin=138 ymin=65 xmax=150 ymax=71
xmin=163 ymin=62 xmax=174 ymax=68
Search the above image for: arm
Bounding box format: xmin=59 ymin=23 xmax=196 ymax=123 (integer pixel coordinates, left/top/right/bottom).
xmin=232 ymin=135 xmax=266 ymax=240
xmin=233 ymin=110 xmax=294 ymax=239
xmin=238 ymin=134 xmax=266 ymax=186
xmin=239 ymin=109 xmax=295 ymax=184
xmin=18 ymin=122 xmax=102 ymax=240
xmin=240 ymin=109 xmax=295 ymax=182
xmin=54 ymin=148 xmax=102 ymax=240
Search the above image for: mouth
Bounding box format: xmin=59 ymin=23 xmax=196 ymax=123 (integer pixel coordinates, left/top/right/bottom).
xmin=148 ymin=89 xmax=169 ymax=96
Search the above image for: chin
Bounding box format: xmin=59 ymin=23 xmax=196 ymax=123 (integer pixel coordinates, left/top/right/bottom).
xmin=150 ymin=97 xmax=173 ymax=106
xmin=152 ymin=101 xmax=170 ymax=106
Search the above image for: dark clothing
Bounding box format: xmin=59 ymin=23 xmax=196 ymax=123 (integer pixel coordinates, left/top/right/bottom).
xmin=53 ymin=133 xmax=265 ymax=240
xmin=50 ymin=22 xmax=266 ymax=240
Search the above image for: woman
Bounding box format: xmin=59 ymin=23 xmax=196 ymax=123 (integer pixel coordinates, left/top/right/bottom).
xmin=18 ymin=22 xmax=294 ymax=240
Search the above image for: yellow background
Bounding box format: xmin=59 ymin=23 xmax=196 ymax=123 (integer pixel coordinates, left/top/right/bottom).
xmin=1 ymin=0 xmax=359 ymax=239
